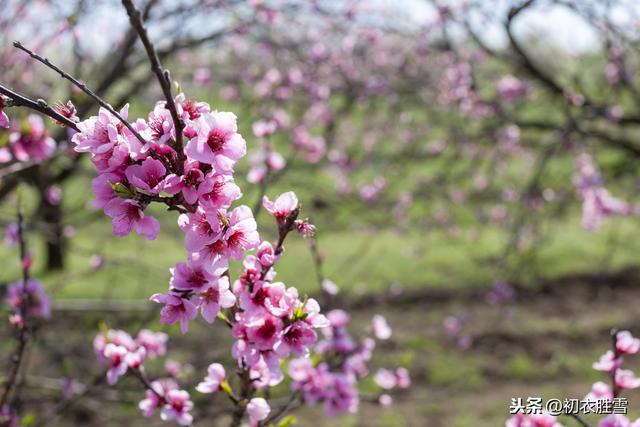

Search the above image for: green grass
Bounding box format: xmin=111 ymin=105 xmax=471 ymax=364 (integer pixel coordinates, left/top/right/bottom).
xmin=1 ymin=195 xmax=640 ymax=300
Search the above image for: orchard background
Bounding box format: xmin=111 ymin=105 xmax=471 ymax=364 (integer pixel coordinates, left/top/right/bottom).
xmin=1 ymin=1 xmax=640 ymax=426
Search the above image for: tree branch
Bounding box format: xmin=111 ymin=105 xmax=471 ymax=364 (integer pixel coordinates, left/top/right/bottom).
xmin=0 ymin=84 xmax=79 ymax=131
xmin=0 ymin=197 xmax=32 ymax=409
xmin=121 ymin=0 xmax=185 ymax=167
xmin=12 ymin=41 xmax=147 ymax=146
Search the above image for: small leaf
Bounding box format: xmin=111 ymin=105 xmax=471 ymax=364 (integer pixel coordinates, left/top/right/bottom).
xmin=273 ymin=415 xmax=297 ymax=427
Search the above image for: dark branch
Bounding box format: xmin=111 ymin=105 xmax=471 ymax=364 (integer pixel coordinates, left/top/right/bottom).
xmin=12 ymin=41 xmax=147 ymax=146
xmin=0 ymin=84 xmax=79 ymax=131
xmin=121 ymin=0 xmax=185 ymax=168
xmin=0 ymin=199 xmax=32 ymax=409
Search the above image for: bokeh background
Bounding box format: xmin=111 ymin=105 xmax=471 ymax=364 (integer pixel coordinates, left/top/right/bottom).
xmin=2 ymin=0 xmax=640 ymax=426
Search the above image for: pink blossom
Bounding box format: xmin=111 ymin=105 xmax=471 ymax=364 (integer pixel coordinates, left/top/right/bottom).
xmin=581 ymin=188 xmax=631 ymax=231
xmin=528 ymin=413 xmax=563 ymax=427
xmin=297 ymin=297 xmax=329 ymax=328
xmin=6 ymin=278 xmax=51 ymax=319
xmin=378 ymin=394 xmax=393 ymax=406
xmin=247 ymin=164 xmax=267 ymax=184
xmin=359 ymin=177 xmax=386 ymax=203
xmin=135 ymin=329 xmax=168 ymax=358
xmin=4 ymin=223 xmax=18 ymax=247
xmin=170 ymin=260 xmax=217 ymax=292
xmin=72 ymin=105 xmax=129 ymax=155
xmin=507 ymin=412 xmax=563 ymax=427
xmin=600 ymin=414 xmax=631 ymax=427
xmin=125 ymin=346 xmax=146 ymax=369
xmin=252 ymin=120 xmax=277 ymax=138
xmin=196 ymin=363 xmax=226 ymax=393
xmin=193 ymin=68 xmax=212 ymax=87
xmin=91 ymin=172 xmax=125 ymax=208
xmin=243 ymin=313 xmax=284 ymax=351
xmin=496 ymin=75 xmax=527 ymax=103
xmin=163 ymin=160 xmax=205 ymax=204
xmin=327 ymin=309 xmax=350 ymax=329
xmin=103 ymin=199 xmax=160 ymax=240
xmin=188 ymin=239 xmax=229 ymax=276
xmin=163 ymin=360 xmax=182 ymax=377
xmin=249 ymin=356 xmax=283 ymax=388
xmin=139 ymin=379 xmax=177 ymax=417
xmin=54 ymin=100 xmax=78 ymax=124
xmin=262 ymin=191 xmax=298 ymax=221
xmin=268 ymin=151 xmax=285 ymax=170
xmin=506 ymin=413 xmax=528 ymax=427
xmin=124 ymin=157 xmax=168 ymax=194
xmin=294 ymin=218 xmax=315 ymax=238
xmin=198 ymin=275 xmax=236 ymax=323
xmin=247 ymin=397 xmax=270 ymax=425
xmin=146 ymin=101 xmax=174 ymax=145
xmin=615 ymin=369 xmax=640 ymax=389
xmin=222 ymin=205 xmax=260 ymax=259
xmin=103 ymin=343 xmax=129 ymax=385
xmin=574 ymin=153 xmax=631 ymax=231
xmin=45 ymin=185 xmax=62 ymax=205
xmin=395 ymin=367 xmax=411 ymax=389
xmin=197 ymin=173 xmax=242 ymax=210
xmin=93 ymin=329 xmax=137 ymax=359
xmin=292 ymin=126 xmax=326 ymax=162
xmin=585 ymin=381 xmax=613 ymax=402
xmin=89 ymin=254 xmax=104 ymax=270
xmin=374 ymin=369 xmax=396 ymax=389
xmin=186 ymin=111 xmax=246 ymax=173
xmin=275 ymin=320 xmax=318 ymax=357
xmin=372 ymin=315 xmax=392 ymax=340
xmin=322 ymin=279 xmax=339 ymax=295
xmin=160 ymin=389 xmax=193 ymax=426
xmin=256 ymin=241 xmax=278 ymax=267
xmin=177 ymin=207 xmax=222 ymax=252
xmin=150 ymin=293 xmax=198 ymax=334
xmin=324 ymin=374 xmax=359 ymax=416
xmin=0 ymin=97 xmax=9 ymax=128
xmin=616 ymin=331 xmax=640 ymax=355
xmin=8 ymin=115 xmax=55 ymax=162
xmin=593 ymin=351 xmax=622 ymax=372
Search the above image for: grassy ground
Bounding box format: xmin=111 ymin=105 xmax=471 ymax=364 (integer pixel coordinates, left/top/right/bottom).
xmin=1 ymin=208 xmax=638 ymax=301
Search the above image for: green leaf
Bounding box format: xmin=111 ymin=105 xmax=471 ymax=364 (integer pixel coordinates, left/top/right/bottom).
xmin=272 ymin=415 xmax=297 ymax=427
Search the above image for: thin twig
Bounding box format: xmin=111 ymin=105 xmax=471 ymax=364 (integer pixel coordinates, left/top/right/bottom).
xmin=130 ymin=367 xmax=165 ymax=403
xmin=121 ymin=0 xmax=185 ymax=167
xmin=261 ymin=391 xmax=302 ymax=426
xmin=12 ymin=41 xmax=147 ymax=146
xmin=0 ymin=85 xmax=79 ymax=131
xmin=611 ymin=329 xmax=620 ymax=398
xmin=0 ymin=196 xmax=31 ymax=408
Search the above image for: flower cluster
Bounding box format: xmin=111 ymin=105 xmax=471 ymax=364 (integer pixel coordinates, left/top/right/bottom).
xmin=94 ymin=328 xmax=168 ymax=385
xmin=591 ymin=330 xmax=640 ymax=396
xmin=5 ymin=278 xmax=51 ymax=327
xmin=506 ymin=330 xmax=640 ymax=427
xmin=574 ymin=153 xmax=632 ymax=231
xmin=0 ymin=96 xmax=9 ymax=128
xmin=94 ymin=328 xmax=194 ymax=425
xmin=0 ymin=114 xmax=55 ymax=164
xmin=74 ymin=93 xmax=339 ymax=423
xmin=73 ymin=91 xmax=410 ymax=425
xmin=288 ymin=309 xmax=409 ymax=416
xmin=495 ymin=75 xmax=528 ymax=104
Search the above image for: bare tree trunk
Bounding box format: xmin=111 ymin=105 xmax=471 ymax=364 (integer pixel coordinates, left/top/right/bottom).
xmin=41 ymin=193 xmax=65 ymax=271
